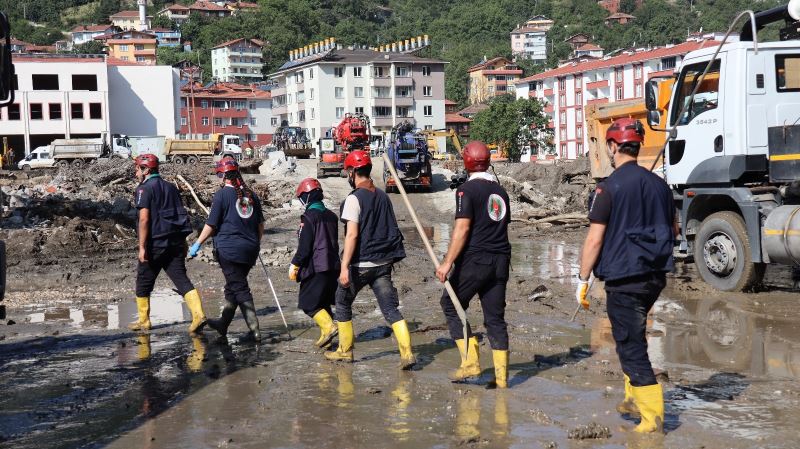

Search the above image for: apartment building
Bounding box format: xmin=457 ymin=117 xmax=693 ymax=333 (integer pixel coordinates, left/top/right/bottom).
xmin=158 ymin=4 xmax=191 ymax=24
xmin=510 ymin=15 xmax=554 ymax=61
xmin=268 ymin=39 xmax=446 ymax=151
xmin=106 ymin=33 xmax=158 ymax=65
xmin=515 ymin=39 xmax=719 ymax=160
xmin=178 ymin=82 xmax=274 ymax=147
xmin=211 ymin=38 xmax=264 ymax=82
xmin=109 ymin=10 xmax=152 ymax=31
xmin=150 ymin=28 xmax=182 ymax=47
xmin=0 ymin=54 xmax=110 ymax=158
xmin=467 ymin=57 xmax=522 ymax=104
xmin=188 ymin=1 xmax=231 ymax=17
xmin=71 ymin=25 xmax=121 ymax=46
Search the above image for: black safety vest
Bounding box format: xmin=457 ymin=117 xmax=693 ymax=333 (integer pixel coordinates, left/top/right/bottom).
xmin=137 ymin=176 xmax=193 ymax=244
xmin=340 ymin=187 xmax=406 ymax=264
xmin=300 ymin=208 xmax=340 ymax=278
xmin=594 ymin=163 xmax=675 ymax=282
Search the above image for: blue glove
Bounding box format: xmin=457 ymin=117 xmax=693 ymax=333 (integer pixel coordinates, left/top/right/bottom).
xmin=188 ymin=241 xmax=202 ymax=258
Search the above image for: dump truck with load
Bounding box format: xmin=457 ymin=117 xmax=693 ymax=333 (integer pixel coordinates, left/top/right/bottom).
xmin=163 ymin=134 xmax=243 ymax=164
xmin=18 ymin=134 xmax=132 ymax=170
xmin=642 ymin=3 xmax=800 ymax=291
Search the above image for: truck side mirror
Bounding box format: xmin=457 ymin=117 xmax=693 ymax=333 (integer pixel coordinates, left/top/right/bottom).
xmin=647 ymin=110 xmax=661 ymax=128
xmin=0 ymin=13 xmax=14 ymax=107
xmin=644 ymin=79 xmax=658 ymax=111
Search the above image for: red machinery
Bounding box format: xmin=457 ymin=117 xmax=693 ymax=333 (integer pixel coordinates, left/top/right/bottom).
xmin=318 ymin=113 xmax=371 ymax=178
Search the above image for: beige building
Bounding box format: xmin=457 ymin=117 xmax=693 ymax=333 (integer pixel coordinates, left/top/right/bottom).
xmin=109 ymin=10 xmax=152 ymax=31
xmin=467 ymin=57 xmax=522 ymax=104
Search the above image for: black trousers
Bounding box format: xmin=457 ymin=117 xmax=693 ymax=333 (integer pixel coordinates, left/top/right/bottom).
xmin=334 ymin=263 xmax=404 ymax=325
xmin=606 ymin=289 xmax=661 ymax=387
xmin=298 ymin=271 xmax=337 ymax=317
xmin=440 ymin=253 xmax=510 ymax=350
xmin=135 ymin=245 xmax=194 ymax=297
xmin=218 ymin=256 xmax=254 ymax=305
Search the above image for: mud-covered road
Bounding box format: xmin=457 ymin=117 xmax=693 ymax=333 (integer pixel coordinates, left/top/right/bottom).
xmin=1 ymin=159 xmax=799 ymax=449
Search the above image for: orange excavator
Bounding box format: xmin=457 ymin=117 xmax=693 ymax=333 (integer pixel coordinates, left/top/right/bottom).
xmin=317 ymin=113 xmax=371 ymax=178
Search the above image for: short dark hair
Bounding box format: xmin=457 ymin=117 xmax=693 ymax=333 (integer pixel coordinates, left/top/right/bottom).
xmin=618 ymin=142 xmax=640 ymax=157
xmin=354 ymin=164 xmax=372 ymax=178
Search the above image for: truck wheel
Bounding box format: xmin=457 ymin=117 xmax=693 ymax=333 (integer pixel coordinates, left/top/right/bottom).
xmin=694 ymin=211 xmax=765 ymax=291
xmin=21 ymin=165 xmax=30 ymax=172
xmin=186 ymin=156 xmax=199 ymax=165
xmin=71 ymin=159 xmax=84 ymax=169
xmin=58 ymin=160 xmax=70 ymax=169
xmin=173 ymin=156 xmax=184 ymax=165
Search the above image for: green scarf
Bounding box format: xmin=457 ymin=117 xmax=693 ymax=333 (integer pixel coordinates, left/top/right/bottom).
xmin=306 ymin=201 xmax=326 ymax=212
xmin=146 ymin=173 xmax=161 ymax=180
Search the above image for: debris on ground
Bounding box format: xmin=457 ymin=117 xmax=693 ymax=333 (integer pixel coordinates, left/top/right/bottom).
xmin=567 ymin=422 xmax=612 ymax=440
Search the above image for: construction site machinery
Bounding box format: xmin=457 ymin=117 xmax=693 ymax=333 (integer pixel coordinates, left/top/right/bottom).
xmin=383 ymin=121 xmax=433 ymax=193
xmin=423 ymin=129 xmax=462 ymax=161
xmin=163 ymin=134 xmax=242 ymax=165
xmin=274 ymin=126 xmax=314 ymax=159
xmin=317 ymin=113 xmax=371 ymax=178
xmin=643 ymin=3 xmax=800 ymax=291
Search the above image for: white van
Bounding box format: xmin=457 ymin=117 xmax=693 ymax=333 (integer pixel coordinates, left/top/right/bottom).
xmin=18 ymin=146 xmax=55 ymax=170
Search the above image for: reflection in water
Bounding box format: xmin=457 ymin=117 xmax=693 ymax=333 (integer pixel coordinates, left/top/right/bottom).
xmin=387 ymin=375 xmax=412 ymax=440
xmin=455 ymin=390 xmax=481 ymax=443
xmin=335 ymin=366 xmax=355 ymax=408
xmin=186 ymin=337 xmax=206 ymax=372
xmin=137 ymin=334 xmax=152 ymax=361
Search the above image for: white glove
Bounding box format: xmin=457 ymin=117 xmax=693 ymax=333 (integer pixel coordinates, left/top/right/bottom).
xmin=575 ymin=275 xmax=591 ymax=310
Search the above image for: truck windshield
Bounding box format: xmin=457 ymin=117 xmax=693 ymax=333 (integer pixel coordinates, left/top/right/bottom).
xmin=776 ymin=55 xmax=800 ymax=91
xmin=671 ymin=60 xmax=721 ymax=126
xmin=229 ymin=138 xmax=240 ymax=146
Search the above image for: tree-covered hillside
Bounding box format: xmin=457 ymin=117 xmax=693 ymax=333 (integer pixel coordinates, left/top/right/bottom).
xmin=1 ymin=0 xmax=787 ymax=105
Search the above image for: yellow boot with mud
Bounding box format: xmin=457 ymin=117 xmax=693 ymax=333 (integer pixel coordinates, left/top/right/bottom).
xmin=492 ymin=350 xmax=509 ymax=389
xmin=617 ymin=374 xmax=640 ymax=416
xmin=391 ymin=320 xmax=417 ymax=370
xmin=183 ymin=289 xmax=207 ymax=334
xmin=128 ymin=297 xmax=151 ymax=331
xmin=631 ymin=383 xmax=664 ymax=433
xmin=312 ymin=309 xmax=338 ymax=348
xmin=325 ymin=320 xmax=354 ymax=362
xmin=450 ymin=337 xmax=481 ymax=381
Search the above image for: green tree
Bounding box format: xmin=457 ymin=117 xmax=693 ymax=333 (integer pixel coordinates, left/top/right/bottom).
xmin=470 ymin=95 xmax=552 ymax=161
xmin=72 ymin=40 xmax=106 ymax=54
xmin=619 ymin=0 xmax=638 ymax=15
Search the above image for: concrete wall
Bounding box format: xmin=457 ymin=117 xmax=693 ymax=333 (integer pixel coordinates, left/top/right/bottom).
xmin=108 ymin=65 xmax=179 ymax=138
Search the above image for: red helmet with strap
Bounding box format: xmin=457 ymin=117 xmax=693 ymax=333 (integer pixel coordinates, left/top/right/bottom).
xmin=215 ymin=158 xmax=239 ymax=175
xmin=135 ymin=153 xmax=159 ymax=169
xmin=296 ymin=178 xmax=322 ymax=197
xmin=344 ymin=150 xmax=371 ymax=170
xmin=462 ymin=141 xmax=491 ymax=173
xmin=606 ymin=118 xmax=645 ymax=145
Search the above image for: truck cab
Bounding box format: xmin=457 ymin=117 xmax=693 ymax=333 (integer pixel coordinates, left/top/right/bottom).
xmin=220 ymin=135 xmax=243 ymax=160
xmin=18 ymin=146 xmax=55 ymax=170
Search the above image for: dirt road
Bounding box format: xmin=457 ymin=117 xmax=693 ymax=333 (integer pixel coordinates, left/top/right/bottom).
xmin=1 ymin=159 xmax=799 ymax=448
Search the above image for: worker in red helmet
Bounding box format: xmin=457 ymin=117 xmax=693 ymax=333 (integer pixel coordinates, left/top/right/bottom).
xmin=130 ymin=154 xmax=207 ymax=334
xmin=578 ymin=118 xmax=677 ymax=433
xmin=288 ymin=178 xmax=340 ymax=348
xmin=188 ymin=158 xmax=265 ymax=342
xmin=325 ymin=150 xmax=416 ymax=369
xmin=435 ymin=141 xmax=512 ymax=388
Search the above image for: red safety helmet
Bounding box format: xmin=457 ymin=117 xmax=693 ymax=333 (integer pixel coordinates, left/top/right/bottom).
xmin=344 ymin=150 xmax=371 ymax=170
xmin=606 ymin=118 xmax=645 ymax=145
xmin=215 ymin=158 xmax=239 ymax=175
xmin=135 ymin=153 xmax=159 ymax=169
xmin=295 ymin=178 xmax=322 ymax=197
xmin=462 ymin=141 xmax=491 ymax=173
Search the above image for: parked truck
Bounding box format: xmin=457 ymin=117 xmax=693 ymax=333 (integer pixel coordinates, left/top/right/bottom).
xmin=640 ymin=4 xmax=800 ymax=291
xmin=384 ymin=121 xmax=433 ymax=192
xmin=274 ymin=126 xmax=314 ymax=159
xmin=317 ymin=113 xmax=371 ymax=178
xmin=18 ymin=134 xmax=131 ymax=170
xmin=161 ymin=134 xmax=243 ymax=165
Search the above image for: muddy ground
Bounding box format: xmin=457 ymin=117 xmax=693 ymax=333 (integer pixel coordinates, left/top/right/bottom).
xmin=1 ymin=158 xmax=799 ymax=449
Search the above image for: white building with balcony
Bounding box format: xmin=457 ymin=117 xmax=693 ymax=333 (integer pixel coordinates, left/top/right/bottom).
xmin=268 ymin=41 xmax=446 ymax=151
xmin=515 ymin=39 xmax=719 ymax=160
xmin=510 ymin=16 xmax=554 ymax=61
xmin=211 ymin=38 xmax=264 ymax=82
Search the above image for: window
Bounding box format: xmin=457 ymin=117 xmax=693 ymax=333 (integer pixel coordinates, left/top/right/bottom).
xmin=616 ymin=86 xmax=623 ymax=100
xmin=120 ymin=45 xmax=129 ymax=52
xmin=559 ymin=127 xmax=567 ymax=140
xmin=422 ymin=65 xmax=431 ymax=76
xmin=576 ymin=125 xmax=583 ymax=139
xmin=250 ymin=117 xmax=257 ymax=126
xmin=353 ymin=67 xmax=362 ymax=77
xmin=615 ymin=67 xmax=623 ymax=82
xmin=334 ymin=66 xmax=344 ymax=77
xmin=423 ymin=86 xmax=432 ymax=97
xmin=308 ymin=68 xmax=314 ymax=79
xmin=661 ymin=57 xmax=676 ymax=70
xmin=635 ymin=83 xmax=643 ymax=98
xmin=559 ymin=94 xmax=566 ymax=105
xmin=354 ymin=86 xmax=364 ymax=98
xmin=201 ymin=100 xmax=208 ymax=109
xmin=575 ymin=75 xmax=582 ymax=88
xmin=395 ymin=66 xmax=409 ymax=77
xmin=576 ymin=91 xmax=582 ymax=104
xmin=295 ymin=72 xmax=303 ymax=84
xmin=135 ymin=56 xmax=147 ymax=62
xmin=32 ymin=74 xmax=59 ymax=91
xmin=423 ymin=105 xmax=432 ymax=116
xmin=355 ymin=106 xmax=364 ymax=114
xmin=424 ymin=125 xmax=433 ymax=130
xmin=396 ymin=86 xmax=411 ymax=97
xmin=287 ymin=93 xmax=293 ymax=104
xmin=71 ymin=103 xmax=84 ymax=119
xmin=396 ymin=106 xmax=410 ymax=117
xmin=29 ymin=103 xmax=43 ymax=120
xmin=249 ymin=134 xmax=257 ymax=141
xmin=249 ymin=101 xmax=256 ymax=110
xmin=335 ymin=87 xmax=344 ymax=99
xmin=202 ymin=117 xmax=209 ymax=126
xmin=214 ymin=117 xmax=223 ymax=126
xmin=89 ymin=103 xmax=102 ymax=119
xmin=776 ymin=55 xmax=800 ymax=91
xmin=134 ymin=44 xmax=144 ymax=51
xmin=577 ymin=142 xmax=584 ymax=154
xmin=560 ymin=143 xmax=567 ymax=157
xmin=181 ymin=117 xmax=188 ymax=126
xmin=121 ymin=56 xmax=129 ymax=61
xmin=373 ymin=66 xmax=386 ymax=78
xmin=336 ymin=107 xmax=344 ymax=119
xmin=203 ymin=134 xmax=210 ymax=140
xmin=72 ymin=75 xmax=98 ymax=91
xmin=271 ymin=117 xmax=278 ymax=126
xmin=560 ymin=111 xmax=566 ymax=122
xmin=310 ymin=108 xmax=315 ymax=119
xmin=234 ymin=100 xmax=246 ymax=110
xmin=558 ymin=78 xmax=566 ymax=90
xmin=576 ymin=108 xmax=583 ymax=122
xmin=309 ymin=88 xmax=314 ymax=100
xmin=298 ymin=111 xmax=305 ymax=122
xmin=8 ymin=104 xmax=20 ymax=120
xmin=634 ymin=65 xmax=642 ymax=79
xmin=375 ymin=106 xmax=391 ymax=117
xmin=671 ymin=60 xmax=721 ymax=125
xmin=49 ymin=103 xmax=62 ymax=120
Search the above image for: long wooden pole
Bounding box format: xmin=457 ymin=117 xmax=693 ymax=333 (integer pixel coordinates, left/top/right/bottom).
xmin=382 ymin=153 xmax=470 ymax=361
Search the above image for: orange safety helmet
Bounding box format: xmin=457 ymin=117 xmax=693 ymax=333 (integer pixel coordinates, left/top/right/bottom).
xmin=135 ymin=154 xmax=159 ymax=169
xmin=462 ymin=141 xmax=491 ymax=173
xmin=295 ymin=178 xmax=322 ymax=197
xmin=344 ymin=150 xmax=371 ymax=170
xmin=606 ymin=118 xmax=645 ymax=145
xmin=215 ymin=158 xmax=239 ymax=176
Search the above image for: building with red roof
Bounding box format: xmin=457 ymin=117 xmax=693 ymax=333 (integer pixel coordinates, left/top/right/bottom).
xmin=606 ymin=12 xmax=636 ymax=26
xmin=468 ymin=56 xmax=522 ymax=104
xmin=109 ymin=10 xmax=153 ymax=31
xmin=511 ymin=15 xmax=554 ymax=62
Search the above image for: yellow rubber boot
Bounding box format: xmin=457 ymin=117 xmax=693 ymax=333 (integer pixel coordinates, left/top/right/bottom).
xmin=631 ymin=383 xmax=664 ymax=433
xmin=492 ymin=350 xmax=509 ymax=389
xmin=128 ymin=297 xmax=151 ymax=331
xmin=325 ymin=320 xmax=354 ymax=362
xmin=617 ymin=374 xmax=640 ymax=416
xmin=183 ymin=289 xmax=207 ymax=334
xmin=312 ymin=310 xmax=339 ymax=348
xmin=450 ymin=337 xmax=481 ymax=381
xmin=391 ymin=320 xmax=417 ymax=370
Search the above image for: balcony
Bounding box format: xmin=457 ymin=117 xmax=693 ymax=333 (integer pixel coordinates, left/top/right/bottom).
xmin=543 ymin=88 xmax=554 ymax=96
xmin=372 ymin=116 xmax=393 ymax=127
xmin=395 ymin=96 xmax=413 ymax=106
xmin=394 ymin=76 xmax=413 ymax=87
xmin=648 ymin=69 xmax=674 ymax=79
xmin=371 ymin=76 xmax=392 ymax=87
xmin=528 ymin=90 xmax=537 ymax=98
xmin=586 ymin=79 xmax=609 ymax=90
xmin=586 ymin=98 xmax=609 ymax=106
xmin=272 ymin=104 xmax=288 ymax=115
xmin=134 ymin=49 xmax=156 ymax=56
xmin=229 ymin=50 xmax=262 ymax=57
xmin=371 ymin=97 xmax=393 ymax=107
xmin=272 ymin=86 xmax=286 ymax=96
xmin=544 ymin=104 xmax=553 ymax=113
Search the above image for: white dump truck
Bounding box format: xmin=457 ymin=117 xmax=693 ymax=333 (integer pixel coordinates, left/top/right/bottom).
xmin=18 ymin=134 xmax=131 ymax=170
